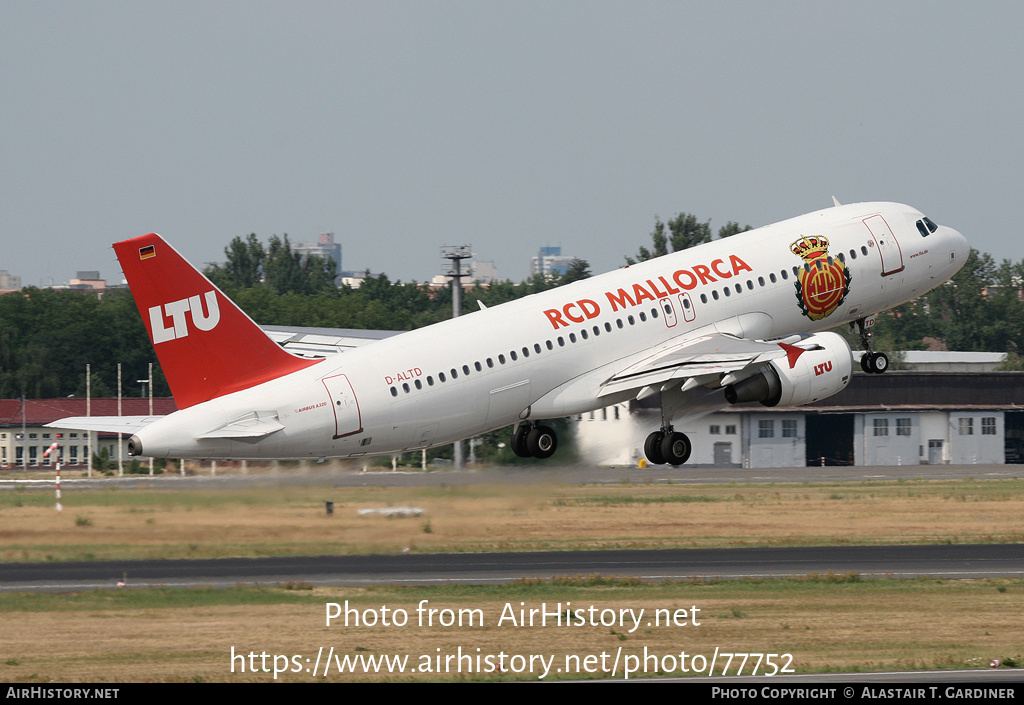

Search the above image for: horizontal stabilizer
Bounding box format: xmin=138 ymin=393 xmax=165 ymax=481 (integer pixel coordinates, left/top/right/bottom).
xmin=46 ymin=416 xmax=162 ymax=434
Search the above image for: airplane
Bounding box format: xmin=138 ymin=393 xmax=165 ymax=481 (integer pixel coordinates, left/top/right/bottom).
xmin=51 ymin=201 xmax=968 ymax=466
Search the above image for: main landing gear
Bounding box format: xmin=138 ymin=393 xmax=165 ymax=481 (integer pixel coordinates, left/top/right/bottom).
xmin=643 ymin=381 xmax=692 ymax=466
xmin=853 ymin=317 xmax=889 ymax=374
xmin=510 ymin=422 xmax=558 ymax=459
xmin=644 ymin=427 xmax=692 ymax=466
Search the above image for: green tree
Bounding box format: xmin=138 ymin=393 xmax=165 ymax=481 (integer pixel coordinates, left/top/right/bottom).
xmin=626 ymin=212 xmax=744 ymax=264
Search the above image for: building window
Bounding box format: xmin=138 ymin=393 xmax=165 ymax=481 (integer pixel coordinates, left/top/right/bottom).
xmin=709 ymin=425 xmax=720 ymax=435
xmin=982 ymin=417 xmax=997 ymax=435
xmin=758 ymin=420 xmax=774 ymax=438
xmin=782 ymin=419 xmax=797 ymax=438
xmin=725 ymin=425 xmax=736 ymax=435
xmin=873 ymin=419 xmax=889 ymax=437
xmin=896 ymin=418 xmax=911 ymax=436
xmin=959 ymin=417 xmax=974 ymax=435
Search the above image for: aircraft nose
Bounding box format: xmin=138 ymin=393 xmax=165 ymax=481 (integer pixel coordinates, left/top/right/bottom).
xmin=941 ymin=225 xmax=970 ymax=274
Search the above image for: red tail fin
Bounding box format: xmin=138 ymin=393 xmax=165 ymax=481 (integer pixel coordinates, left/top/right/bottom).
xmin=114 ymin=233 xmax=321 ymax=408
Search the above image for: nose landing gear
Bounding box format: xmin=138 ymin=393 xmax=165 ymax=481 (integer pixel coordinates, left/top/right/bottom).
xmin=853 ymin=317 xmax=889 ymax=374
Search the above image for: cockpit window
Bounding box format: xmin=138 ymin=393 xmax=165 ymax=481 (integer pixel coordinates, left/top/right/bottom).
xmin=917 ymin=217 xmax=939 ymax=237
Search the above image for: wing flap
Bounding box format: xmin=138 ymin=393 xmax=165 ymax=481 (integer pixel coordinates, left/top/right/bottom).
xmin=599 ymin=333 xmax=792 ymax=398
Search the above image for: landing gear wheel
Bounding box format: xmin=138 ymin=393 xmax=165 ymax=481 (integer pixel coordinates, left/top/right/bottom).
xmin=644 ymin=431 xmax=666 ymax=465
xmin=526 ymin=425 xmax=557 ymax=459
xmin=871 ymin=352 xmax=889 ymax=374
xmin=511 ymin=425 xmax=531 ymax=458
xmin=860 ymin=352 xmax=889 ymax=374
xmin=660 ymin=431 xmax=691 ymax=466
xmin=861 ymin=353 xmax=876 ymax=374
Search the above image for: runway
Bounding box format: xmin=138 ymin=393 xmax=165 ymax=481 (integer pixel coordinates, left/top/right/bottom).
xmin=3 ymin=543 xmax=1023 ymax=592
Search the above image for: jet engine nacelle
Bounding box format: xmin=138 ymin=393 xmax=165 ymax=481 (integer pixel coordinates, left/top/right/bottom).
xmin=724 ymin=332 xmax=853 ymax=407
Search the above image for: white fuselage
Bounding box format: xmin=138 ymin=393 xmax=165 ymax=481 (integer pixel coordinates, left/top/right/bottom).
xmin=134 ymin=202 xmax=968 ymax=459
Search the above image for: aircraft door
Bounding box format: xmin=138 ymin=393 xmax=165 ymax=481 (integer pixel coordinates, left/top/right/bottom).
xmin=660 ymin=298 xmax=678 ymax=328
xmin=863 ymin=215 xmax=905 ymax=276
xmin=678 ymin=293 xmax=696 ymax=323
xmin=322 ymin=373 xmax=363 ymax=439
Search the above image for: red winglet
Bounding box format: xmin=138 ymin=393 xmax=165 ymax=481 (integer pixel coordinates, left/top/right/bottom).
xmin=778 ymin=342 xmax=807 ymax=369
xmin=113 ymin=234 xmax=321 ymax=409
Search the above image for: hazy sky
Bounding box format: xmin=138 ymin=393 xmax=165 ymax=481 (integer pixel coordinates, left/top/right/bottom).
xmin=2 ymin=1 xmax=1020 ymax=287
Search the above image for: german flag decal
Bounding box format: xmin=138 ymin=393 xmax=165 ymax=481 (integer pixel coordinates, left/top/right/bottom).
xmin=139 ymin=245 xmax=156 ymax=260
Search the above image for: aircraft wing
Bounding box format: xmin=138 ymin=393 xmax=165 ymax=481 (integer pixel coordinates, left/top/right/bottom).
xmin=45 ymin=416 xmax=163 ymax=434
xmin=262 ymin=325 xmax=400 ymax=358
xmin=599 ymin=332 xmax=803 ymax=399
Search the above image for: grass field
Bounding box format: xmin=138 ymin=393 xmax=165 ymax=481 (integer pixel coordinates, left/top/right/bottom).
xmin=1 ymin=477 xmax=1023 ymax=562
xmin=1 ymin=475 xmax=1022 ymax=681
xmin=2 ymin=577 xmax=1021 ymax=682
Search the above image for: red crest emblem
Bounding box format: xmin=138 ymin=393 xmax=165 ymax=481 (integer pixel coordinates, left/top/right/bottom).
xmin=790 ymin=236 xmax=851 ymax=321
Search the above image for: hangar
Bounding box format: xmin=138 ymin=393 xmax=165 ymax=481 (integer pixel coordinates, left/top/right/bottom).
xmin=576 ymin=371 xmax=1024 ymax=468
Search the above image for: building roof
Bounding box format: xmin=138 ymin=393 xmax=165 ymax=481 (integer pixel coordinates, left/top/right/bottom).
xmin=0 ymin=398 xmax=178 ymax=427
xmin=631 ymin=372 xmax=1024 ymax=415
xmin=801 ymin=372 xmax=1024 ymax=411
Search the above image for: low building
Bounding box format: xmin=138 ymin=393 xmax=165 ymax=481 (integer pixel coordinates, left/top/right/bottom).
xmin=0 ymin=398 xmax=177 ymax=470
xmin=575 ymin=371 xmax=1024 ymax=468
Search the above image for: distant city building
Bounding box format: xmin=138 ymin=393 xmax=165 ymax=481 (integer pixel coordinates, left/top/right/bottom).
xmin=470 ymin=260 xmax=499 ymax=285
xmin=530 ymin=246 xmax=576 ymax=278
xmin=0 ymin=270 xmax=21 ymax=292
xmin=68 ymin=271 xmax=105 ymax=290
xmin=293 ymin=232 xmax=342 ymax=283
